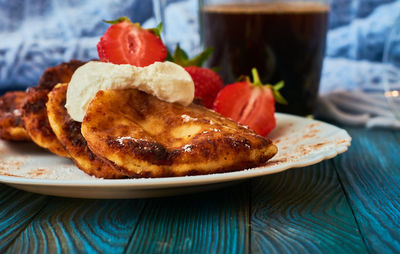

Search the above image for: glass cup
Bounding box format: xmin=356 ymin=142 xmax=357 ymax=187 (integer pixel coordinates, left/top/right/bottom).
xmin=152 ymin=0 xmax=201 ymax=55
xmin=383 ymin=15 xmax=400 ymax=121
xmin=199 ymin=0 xmax=330 ymax=116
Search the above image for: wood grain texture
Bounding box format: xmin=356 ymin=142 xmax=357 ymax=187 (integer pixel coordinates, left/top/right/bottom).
xmin=333 ymin=128 xmax=400 ymax=253
xmin=251 ymin=162 xmax=367 ymax=253
xmin=4 ymin=127 xmax=400 ymax=253
xmin=4 ymin=197 xmax=146 ymax=253
xmin=0 ymin=184 xmax=48 ymax=252
xmin=125 ymin=183 xmax=250 ymax=254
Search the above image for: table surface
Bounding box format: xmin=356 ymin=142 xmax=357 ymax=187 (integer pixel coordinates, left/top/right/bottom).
xmin=0 ymin=126 xmax=399 ymax=253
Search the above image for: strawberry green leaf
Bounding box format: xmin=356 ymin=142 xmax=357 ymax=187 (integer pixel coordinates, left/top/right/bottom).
xmin=149 ymin=22 xmax=163 ymax=37
xmin=211 ymin=66 xmax=221 ymax=72
xmin=272 ymin=89 xmax=288 ymax=105
xmin=104 ymin=17 xmax=163 ymax=38
xmin=186 ymin=47 xmax=213 ymax=67
xmin=166 ymin=49 xmax=174 ymax=62
xmin=173 ymin=44 xmax=189 ymax=66
xmin=104 ymin=16 xmax=131 ymax=24
xmin=169 ymin=45 xmax=214 ymax=68
xmin=268 ymin=81 xmax=288 ymax=105
xmin=251 ymin=68 xmax=263 ymax=86
xmin=236 ymin=75 xmax=251 ymax=83
xmin=274 ymin=80 xmax=284 ymax=91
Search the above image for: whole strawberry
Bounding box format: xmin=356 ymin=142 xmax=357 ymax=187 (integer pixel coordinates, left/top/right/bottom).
xmin=184 ymin=66 xmax=223 ymax=108
xmin=169 ymin=45 xmax=224 ymax=108
xmin=97 ymin=17 xmax=167 ymax=67
xmin=213 ymin=68 xmax=287 ymax=136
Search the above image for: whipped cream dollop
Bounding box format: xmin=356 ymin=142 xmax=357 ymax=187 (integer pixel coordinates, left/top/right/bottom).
xmin=65 ymin=61 xmax=194 ymax=122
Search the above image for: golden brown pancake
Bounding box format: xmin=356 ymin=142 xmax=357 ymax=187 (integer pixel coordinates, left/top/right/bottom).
xmin=47 ymin=83 xmax=126 ymax=178
xmin=37 ymin=60 xmax=85 ymax=90
xmin=82 ymin=89 xmax=277 ymax=178
xmin=22 ymin=60 xmax=85 ymax=157
xmin=22 ymin=87 xmax=69 ymax=157
xmin=0 ymin=91 xmax=30 ymax=141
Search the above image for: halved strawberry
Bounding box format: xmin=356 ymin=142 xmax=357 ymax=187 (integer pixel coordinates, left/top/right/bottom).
xmin=97 ymin=17 xmax=167 ymax=67
xmin=213 ymin=68 xmax=286 ymax=136
xmin=169 ymin=45 xmax=224 ymax=108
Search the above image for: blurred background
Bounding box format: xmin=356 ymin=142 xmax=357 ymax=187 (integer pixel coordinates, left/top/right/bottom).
xmin=0 ymin=0 xmax=397 ymax=90
xmin=0 ymin=0 xmax=399 ymax=127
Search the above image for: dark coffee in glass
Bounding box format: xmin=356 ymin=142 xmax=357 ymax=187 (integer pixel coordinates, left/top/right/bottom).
xmin=200 ymin=2 xmax=329 ymax=116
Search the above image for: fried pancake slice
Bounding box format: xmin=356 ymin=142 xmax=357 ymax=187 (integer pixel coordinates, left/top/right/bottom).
xmin=22 ymin=60 xmax=85 ymax=157
xmin=37 ymin=60 xmax=85 ymax=90
xmin=0 ymin=91 xmax=30 ymax=141
xmin=47 ymin=83 xmax=126 ymax=178
xmin=82 ymin=89 xmax=277 ymax=178
xmin=23 ymin=88 xmax=69 ymax=157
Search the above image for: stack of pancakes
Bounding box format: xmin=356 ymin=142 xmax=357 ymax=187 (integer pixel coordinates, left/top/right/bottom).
xmin=0 ymin=61 xmax=277 ymax=178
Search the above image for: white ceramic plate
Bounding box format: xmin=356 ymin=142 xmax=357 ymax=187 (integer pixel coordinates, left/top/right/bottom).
xmin=0 ymin=113 xmax=351 ymax=199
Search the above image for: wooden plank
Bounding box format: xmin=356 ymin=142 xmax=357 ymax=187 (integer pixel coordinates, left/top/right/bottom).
xmin=0 ymin=185 xmax=48 ymax=252
xmin=333 ymin=128 xmax=400 ymax=253
xmin=125 ymin=183 xmax=250 ymax=254
xmin=251 ymin=162 xmax=367 ymax=253
xmin=5 ymin=197 xmax=147 ymax=253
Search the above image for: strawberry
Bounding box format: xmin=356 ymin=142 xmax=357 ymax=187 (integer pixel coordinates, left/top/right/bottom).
xmin=168 ymin=45 xmax=224 ymax=108
xmin=97 ymin=17 xmax=167 ymax=67
xmin=213 ymin=68 xmax=287 ymax=136
xmin=184 ymin=66 xmax=224 ymax=108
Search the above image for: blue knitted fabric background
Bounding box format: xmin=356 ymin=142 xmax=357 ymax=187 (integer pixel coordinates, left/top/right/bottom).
xmin=0 ymin=0 xmax=398 ymax=93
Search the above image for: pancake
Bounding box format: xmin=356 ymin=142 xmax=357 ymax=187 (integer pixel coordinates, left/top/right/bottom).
xmin=81 ymin=88 xmax=277 ymax=178
xmin=0 ymin=91 xmax=30 ymax=141
xmin=22 ymin=87 xmax=69 ymax=157
xmin=46 ymin=83 xmax=126 ymax=178
xmin=22 ymin=60 xmax=85 ymax=157
xmin=37 ymin=60 xmax=85 ymax=90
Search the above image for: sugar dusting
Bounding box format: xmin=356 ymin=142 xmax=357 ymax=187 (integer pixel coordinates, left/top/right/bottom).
xmin=0 ymin=160 xmax=97 ymax=180
xmin=263 ymin=119 xmax=350 ymax=169
xmin=0 ymin=141 xmax=99 ymax=180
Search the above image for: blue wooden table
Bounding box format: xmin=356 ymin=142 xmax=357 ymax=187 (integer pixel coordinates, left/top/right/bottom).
xmin=0 ymin=126 xmax=399 ymax=253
